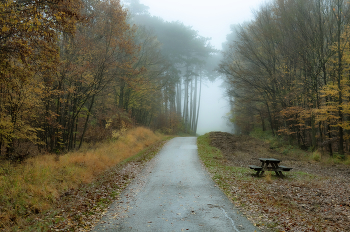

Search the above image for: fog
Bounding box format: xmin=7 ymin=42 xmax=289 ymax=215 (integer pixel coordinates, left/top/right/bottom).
xmin=128 ymin=0 xmax=266 ymax=134
xmin=138 ymin=0 xmax=266 ymax=50
xmin=196 ymin=79 xmax=233 ymax=135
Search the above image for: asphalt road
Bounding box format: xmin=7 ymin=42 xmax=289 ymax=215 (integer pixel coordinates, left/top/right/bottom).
xmin=92 ymin=137 xmax=259 ymax=232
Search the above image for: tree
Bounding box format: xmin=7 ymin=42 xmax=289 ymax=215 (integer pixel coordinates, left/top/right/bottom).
xmin=126 ymin=10 xmax=215 ymax=134
xmin=46 ymin=0 xmax=139 ymax=151
xmin=220 ymin=0 xmax=350 ymax=155
xmin=0 ymin=0 xmax=82 ymax=158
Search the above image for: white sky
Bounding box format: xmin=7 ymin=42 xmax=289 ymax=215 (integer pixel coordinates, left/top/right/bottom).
xmin=137 ymin=0 xmax=267 ymax=134
xmin=139 ymin=0 xmax=266 ymax=49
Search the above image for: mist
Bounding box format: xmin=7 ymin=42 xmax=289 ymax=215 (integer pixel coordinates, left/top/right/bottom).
xmin=196 ymin=79 xmax=233 ymax=135
xmin=128 ymin=0 xmax=265 ymax=134
xmin=119 ymin=0 xmax=267 ymax=135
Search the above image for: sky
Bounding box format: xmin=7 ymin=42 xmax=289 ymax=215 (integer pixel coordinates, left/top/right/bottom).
xmin=139 ymin=0 xmax=266 ymax=49
xmin=137 ymin=0 xmax=267 ymax=134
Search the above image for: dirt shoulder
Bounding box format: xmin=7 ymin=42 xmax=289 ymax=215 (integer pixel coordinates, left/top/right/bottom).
xmin=200 ymin=132 xmax=350 ymax=232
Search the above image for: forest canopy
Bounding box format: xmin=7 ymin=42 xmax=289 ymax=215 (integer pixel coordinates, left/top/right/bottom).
xmin=220 ymin=0 xmax=350 ymax=156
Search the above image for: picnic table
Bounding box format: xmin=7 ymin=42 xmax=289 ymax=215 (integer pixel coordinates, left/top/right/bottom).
xmin=249 ymin=158 xmax=292 ymax=177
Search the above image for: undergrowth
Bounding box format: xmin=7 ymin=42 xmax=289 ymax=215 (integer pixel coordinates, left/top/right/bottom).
xmin=250 ymin=128 xmax=350 ymax=165
xmin=0 ymin=127 xmax=165 ymax=230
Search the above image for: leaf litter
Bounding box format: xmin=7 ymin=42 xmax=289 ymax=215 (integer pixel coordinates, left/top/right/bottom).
xmin=207 ymin=132 xmax=350 ymax=232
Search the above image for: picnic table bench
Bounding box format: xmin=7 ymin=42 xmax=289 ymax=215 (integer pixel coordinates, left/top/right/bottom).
xmin=249 ymin=158 xmax=292 ymax=177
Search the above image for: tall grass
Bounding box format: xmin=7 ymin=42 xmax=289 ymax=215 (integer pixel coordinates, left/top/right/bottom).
xmin=0 ymin=127 xmax=162 ymax=229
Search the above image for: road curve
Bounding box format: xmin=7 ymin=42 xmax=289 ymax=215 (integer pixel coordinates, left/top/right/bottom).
xmin=92 ymin=137 xmax=259 ymax=232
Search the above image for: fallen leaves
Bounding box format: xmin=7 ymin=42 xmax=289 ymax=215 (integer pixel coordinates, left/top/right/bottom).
xmin=201 ymin=132 xmax=350 ymax=232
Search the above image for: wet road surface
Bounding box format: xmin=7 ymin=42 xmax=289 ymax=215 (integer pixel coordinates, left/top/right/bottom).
xmin=92 ymin=137 xmax=259 ymax=232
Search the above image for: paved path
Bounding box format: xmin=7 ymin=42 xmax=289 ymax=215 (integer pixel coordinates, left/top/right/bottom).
xmin=92 ymin=137 xmax=259 ymax=232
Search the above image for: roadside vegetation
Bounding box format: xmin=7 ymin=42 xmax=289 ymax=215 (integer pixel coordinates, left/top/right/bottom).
xmin=250 ymin=129 xmax=350 ymax=166
xmin=197 ymin=131 xmax=350 ymax=232
xmin=0 ymin=127 xmax=171 ymax=231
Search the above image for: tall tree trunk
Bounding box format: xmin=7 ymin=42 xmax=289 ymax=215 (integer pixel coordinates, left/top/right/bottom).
xmin=189 ymin=78 xmax=193 ymax=132
xmin=194 ymin=75 xmax=202 ymax=134
xmin=79 ymin=95 xmax=95 ymax=149
xmin=336 ymin=0 xmax=344 ymax=156
xmin=265 ymin=100 xmax=275 ymax=136
xmin=176 ymin=81 xmax=182 ymax=117
xmin=192 ymin=75 xmax=198 ymax=133
xmin=183 ymin=75 xmax=189 ymax=132
xmin=119 ymin=80 xmax=125 ymax=109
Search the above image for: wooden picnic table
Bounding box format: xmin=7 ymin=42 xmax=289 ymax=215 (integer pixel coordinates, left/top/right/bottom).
xmin=249 ymin=158 xmax=292 ymax=177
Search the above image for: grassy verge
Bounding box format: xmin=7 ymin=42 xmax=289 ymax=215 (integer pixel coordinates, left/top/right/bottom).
xmin=0 ymin=127 xmax=171 ymax=231
xmin=197 ymin=133 xmax=349 ymax=231
xmin=250 ymin=128 xmax=350 ymax=165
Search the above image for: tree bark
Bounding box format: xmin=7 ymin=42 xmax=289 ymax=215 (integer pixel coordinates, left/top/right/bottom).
xmin=79 ymin=95 xmax=95 ymax=149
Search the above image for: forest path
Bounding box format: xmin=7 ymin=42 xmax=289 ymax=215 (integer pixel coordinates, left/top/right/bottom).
xmin=92 ymin=137 xmax=259 ymax=232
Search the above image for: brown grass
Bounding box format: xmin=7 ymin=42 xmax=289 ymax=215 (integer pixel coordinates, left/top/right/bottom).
xmin=0 ymin=127 xmax=162 ymax=230
xmin=264 ymin=172 xmax=272 ymax=184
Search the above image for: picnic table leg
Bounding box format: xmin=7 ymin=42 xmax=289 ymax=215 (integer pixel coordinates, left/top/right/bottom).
xmin=259 ymin=161 xmax=266 ymax=177
xmin=275 ymin=171 xmax=283 ymax=176
xmin=259 ymin=170 xmax=265 ymax=177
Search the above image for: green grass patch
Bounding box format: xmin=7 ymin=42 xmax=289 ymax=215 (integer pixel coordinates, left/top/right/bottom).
xmin=197 ymin=134 xmax=253 ymax=194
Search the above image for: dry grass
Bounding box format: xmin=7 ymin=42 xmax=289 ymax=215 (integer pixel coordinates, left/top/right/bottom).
xmin=311 ymin=150 xmax=322 ymax=161
xmin=264 ymin=172 xmax=272 ymax=184
xmin=0 ymin=127 xmax=162 ymax=230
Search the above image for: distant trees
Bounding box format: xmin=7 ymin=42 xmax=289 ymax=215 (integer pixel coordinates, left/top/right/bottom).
xmin=127 ymin=3 xmax=216 ymax=134
xmin=0 ymin=0 xmax=215 ymax=159
xmin=220 ymin=0 xmax=350 ymax=156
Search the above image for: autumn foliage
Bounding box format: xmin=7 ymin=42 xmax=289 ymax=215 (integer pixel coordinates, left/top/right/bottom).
xmin=0 ymin=0 xmax=196 ymax=159
xmin=0 ymin=0 xmax=82 ymax=157
xmin=220 ymin=0 xmax=350 ymax=156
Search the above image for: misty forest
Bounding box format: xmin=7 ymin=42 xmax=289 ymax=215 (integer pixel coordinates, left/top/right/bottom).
xmin=221 ymin=0 xmax=350 ymax=157
xmin=0 ymin=0 xmax=217 ymax=160
xmin=2 ymin=0 xmax=350 ymax=231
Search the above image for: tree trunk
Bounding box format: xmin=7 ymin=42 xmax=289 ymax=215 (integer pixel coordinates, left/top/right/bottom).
xmin=336 ymin=1 xmax=344 ymax=156
xmin=194 ymin=75 xmax=202 ymax=134
xmin=79 ymin=95 xmax=95 ymax=149
xmin=192 ymin=75 xmax=198 ymax=133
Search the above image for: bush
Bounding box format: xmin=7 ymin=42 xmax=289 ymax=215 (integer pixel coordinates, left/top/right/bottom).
xmin=311 ymin=151 xmax=321 ymax=162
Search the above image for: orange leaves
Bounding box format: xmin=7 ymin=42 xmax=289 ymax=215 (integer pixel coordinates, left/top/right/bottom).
xmin=0 ymin=0 xmax=84 ymax=156
xmin=2 ymin=25 xmax=9 ymax=32
xmin=0 ymin=0 xmax=83 ymax=77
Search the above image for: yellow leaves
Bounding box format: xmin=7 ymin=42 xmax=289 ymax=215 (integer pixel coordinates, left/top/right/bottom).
xmin=54 ymin=13 xmax=62 ymax=21
xmin=2 ymin=25 xmax=9 ymax=32
xmin=0 ymin=115 xmax=14 ymax=140
xmin=320 ymin=82 xmax=340 ymax=98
